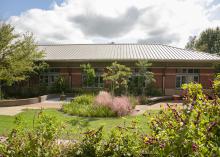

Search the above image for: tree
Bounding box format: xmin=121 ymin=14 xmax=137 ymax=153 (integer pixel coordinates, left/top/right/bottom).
xmin=135 ymin=60 xmax=155 ymax=96
xmin=102 ymin=62 xmax=131 ymax=96
xmin=185 ymin=27 xmax=220 ymax=55
xmin=185 ymin=36 xmax=196 ymax=50
xmin=80 ymin=63 xmax=96 ymax=87
xmin=0 ymin=24 xmax=46 ymax=98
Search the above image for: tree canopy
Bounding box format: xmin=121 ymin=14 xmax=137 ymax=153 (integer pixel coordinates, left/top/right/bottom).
xmin=102 ymin=62 xmax=131 ymax=95
xmin=80 ymin=63 xmax=96 ymax=87
xmin=185 ymin=27 xmax=220 ymax=55
xmin=0 ymin=23 xmax=46 ymax=85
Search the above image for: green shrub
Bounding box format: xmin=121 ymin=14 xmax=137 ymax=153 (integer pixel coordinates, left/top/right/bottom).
xmin=65 ymin=126 xmax=104 ymax=157
xmin=128 ymin=96 xmax=139 ymax=109
xmin=50 ymin=76 xmax=69 ymax=94
xmin=97 ymin=125 xmax=143 ymax=157
xmin=65 ymin=121 xmax=144 ymax=157
xmin=144 ymin=82 xmax=220 ymax=156
xmin=62 ymin=95 xmax=116 ymax=117
xmin=145 ymin=84 xmax=162 ymax=96
xmin=214 ymin=73 xmax=220 ymax=96
xmin=0 ymin=110 xmax=64 ymax=157
xmin=139 ymin=96 xmax=152 ymax=105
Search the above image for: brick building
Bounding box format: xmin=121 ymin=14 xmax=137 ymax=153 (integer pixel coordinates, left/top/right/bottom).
xmin=37 ymin=44 xmax=220 ymax=95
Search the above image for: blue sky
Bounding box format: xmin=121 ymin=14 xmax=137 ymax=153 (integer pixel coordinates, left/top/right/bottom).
xmin=2 ymin=0 xmax=220 ymax=47
xmin=0 ymin=0 xmax=63 ymax=19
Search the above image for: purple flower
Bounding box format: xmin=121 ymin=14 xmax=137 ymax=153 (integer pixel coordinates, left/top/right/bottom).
xmin=192 ymin=143 xmax=198 ymax=151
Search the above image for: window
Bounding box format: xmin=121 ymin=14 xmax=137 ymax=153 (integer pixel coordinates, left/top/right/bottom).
xmin=82 ymin=68 xmax=104 ymax=88
xmin=40 ymin=68 xmax=59 ymax=85
xmin=176 ymin=68 xmax=199 ymax=88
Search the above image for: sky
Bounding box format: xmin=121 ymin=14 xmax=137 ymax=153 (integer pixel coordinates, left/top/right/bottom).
xmin=1 ymin=0 xmax=220 ymax=48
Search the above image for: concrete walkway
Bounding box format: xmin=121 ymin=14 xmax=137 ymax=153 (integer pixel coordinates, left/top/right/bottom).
xmin=0 ymin=97 xmax=74 ymax=116
xmin=131 ymin=101 xmax=183 ymax=116
xmin=0 ymin=102 xmax=62 ymax=116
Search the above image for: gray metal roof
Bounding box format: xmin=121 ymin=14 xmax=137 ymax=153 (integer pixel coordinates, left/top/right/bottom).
xmin=38 ymin=44 xmax=220 ymax=62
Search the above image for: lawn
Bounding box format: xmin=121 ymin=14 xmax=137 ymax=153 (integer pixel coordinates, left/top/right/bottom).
xmin=0 ymin=109 xmax=157 ymax=139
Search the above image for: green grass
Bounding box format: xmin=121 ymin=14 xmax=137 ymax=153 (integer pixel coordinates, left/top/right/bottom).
xmin=0 ymin=109 xmax=157 ymax=139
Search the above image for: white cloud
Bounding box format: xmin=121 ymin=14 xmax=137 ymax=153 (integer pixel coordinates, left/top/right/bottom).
xmin=7 ymin=0 xmax=220 ymax=47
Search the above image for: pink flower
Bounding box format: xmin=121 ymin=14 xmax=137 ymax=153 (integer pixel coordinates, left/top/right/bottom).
xmin=94 ymin=91 xmax=113 ymax=107
xmin=94 ymin=91 xmax=132 ymax=116
xmin=112 ymin=96 xmax=132 ymax=116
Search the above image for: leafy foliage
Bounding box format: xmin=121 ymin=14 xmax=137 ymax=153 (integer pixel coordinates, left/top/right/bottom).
xmin=102 ymin=62 xmax=132 ymax=96
xmin=0 ymin=23 xmax=46 ymax=85
xmin=0 ymin=110 xmax=64 ymax=157
xmin=62 ymin=94 xmax=116 ymax=117
xmin=144 ymin=82 xmax=220 ymax=156
xmin=185 ymin=27 xmax=220 ymax=55
xmin=214 ymin=73 xmax=220 ymax=96
xmin=50 ymin=76 xmax=68 ymax=94
xmin=66 ymin=126 xmax=104 ymax=157
xmin=1 ymin=81 xmax=220 ymax=156
xmin=97 ymin=123 xmax=143 ymax=157
xmin=80 ymin=63 xmax=96 ymax=87
xmin=185 ymin=36 xmax=197 ymax=50
xmin=128 ymin=95 xmax=139 ymax=109
xmin=129 ymin=60 xmax=156 ymax=96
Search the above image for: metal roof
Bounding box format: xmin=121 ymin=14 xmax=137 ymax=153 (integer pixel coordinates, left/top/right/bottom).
xmin=38 ymin=44 xmax=220 ymax=62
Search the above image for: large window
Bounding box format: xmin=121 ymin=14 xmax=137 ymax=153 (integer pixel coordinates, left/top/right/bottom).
xmin=176 ymin=69 xmax=199 ymax=88
xmin=82 ymin=68 xmax=104 ymax=88
xmin=40 ymin=68 xmax=59 ymax=85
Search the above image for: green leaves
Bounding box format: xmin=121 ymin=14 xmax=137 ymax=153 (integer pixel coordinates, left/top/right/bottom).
xmin=0 ymin=24 xmax=46 ymax=85
xmin=0 ymin=110 xmax=63 ymax=157
xmin=185 ymin=27 xmax=220 ymax=55
xmin=102 ymin=62 xmax=132 ymax=96
xmin=214 ymin=73 xmax=220 ymax=96
xmin=146 ymin=82 xmax=220 ymax=156
xmin=80 ymin=63 xmax=96 ymax=87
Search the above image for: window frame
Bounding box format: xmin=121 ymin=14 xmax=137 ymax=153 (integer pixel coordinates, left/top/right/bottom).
xmin=39 ymin=68 xmax=59 ymax=86
xmin=81 ymin=68 xmax=104 ymax=88
xmin=175 ymin=68 xmax=200 ymax=89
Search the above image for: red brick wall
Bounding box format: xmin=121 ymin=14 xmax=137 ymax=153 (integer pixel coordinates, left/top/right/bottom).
xmin=154 ymin=75 xmax=162 ymax=88
xmin=165 ymin=75 xmax=176 ymax=89
xmin=40 ymin=66 xmax=215 ymax=94
xmin=164 ymin=69 xmax=176 ymax=89
xmin=200 ymin=69 xmax=214 ymax=89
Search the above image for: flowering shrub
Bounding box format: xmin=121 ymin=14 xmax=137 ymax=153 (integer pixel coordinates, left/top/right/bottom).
xmin=144 ymin=82 xmax=220 ymax=156
xmin=62 ymin=94 xmax=116 ymax=117
xmin=112 ymin=96 xmax=132 ymax=116
xmin=94 ymin=91 xmax=133 ymax=116
xmin=94 ymin=91 xmax=113 ymax=107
